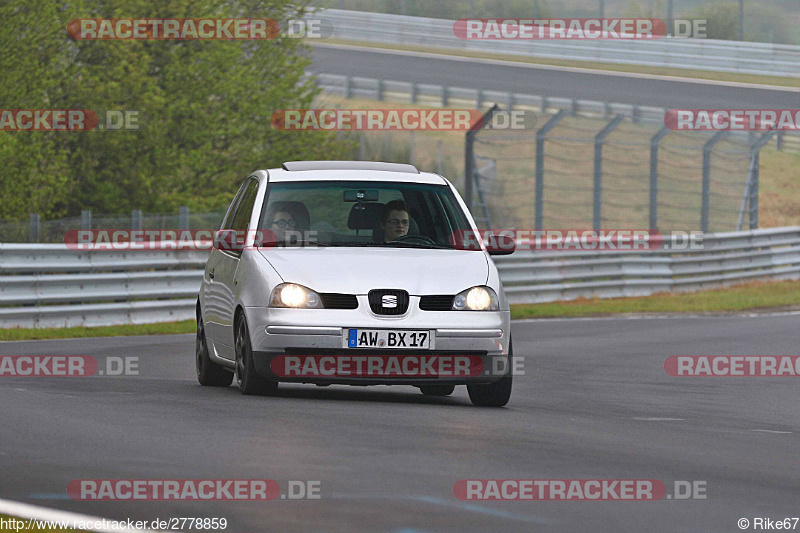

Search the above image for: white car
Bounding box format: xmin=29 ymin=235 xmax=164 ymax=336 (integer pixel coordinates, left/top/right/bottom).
xmin=195 ymin=161 xmax=515 ymax=406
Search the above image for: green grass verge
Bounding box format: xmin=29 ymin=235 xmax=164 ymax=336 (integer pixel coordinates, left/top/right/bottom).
xmin=511 ymin=279 xmax=800 ymax=319
xmin=0 ymin=320 xmax=196 ymax=342
xmin=315 ymin=39 xmax=800 ymax=88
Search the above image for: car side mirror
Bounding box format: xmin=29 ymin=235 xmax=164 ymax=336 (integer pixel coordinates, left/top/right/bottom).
xmin=486 ymin=232 xmax=516 ymax=256
xmin=214 ymin=229 xmax=242 ymax=251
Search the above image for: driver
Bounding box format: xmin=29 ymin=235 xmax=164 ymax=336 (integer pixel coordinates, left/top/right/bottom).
xmin=380 ymin=200 xmax=410 ymax=242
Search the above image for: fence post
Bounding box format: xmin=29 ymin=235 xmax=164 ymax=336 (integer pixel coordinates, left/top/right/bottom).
xmin=179 ymin=206 xmax=189 ymax=230
xmin=359 ymin=132 xmax=366 ymax=160
xmin=747 ymin=131 xmax=774 ymax=230
xmin=409 ymin=131 xmax=415 ymax=166
xmin=701 ymin=131 xmax=729 ymax=232
xmin=649 ymin=126 xmax=670 ymax=231
xmin=131 ymin=209 xmax=142 ymax=230
xmin=593 ymin=115 xmax=625 ymax=231
xmin=464 ymin=104 xmax=499 ymax=211
xmin=81 ymin=210 xmax=92 ymax=230
xmin=437 ymin=140 xmax=443 ymax=175
xmin=534 ymin=109 xmax=569 ymax=231
xmin=29 ymin=214 xmax=40 ymax=243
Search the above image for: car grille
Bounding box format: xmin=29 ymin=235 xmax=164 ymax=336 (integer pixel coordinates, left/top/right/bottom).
xmin=368 ymin=289 xmax=409 ymax=315
xmin=320 ymin=293 xmax=358 ymax=310
xmin=419 ymin=295 xmax=454 ymax=311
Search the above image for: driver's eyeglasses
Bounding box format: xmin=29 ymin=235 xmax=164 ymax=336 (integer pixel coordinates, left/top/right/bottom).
xmin=386 ymin=219 xmax=410 ymax=227
xmin=272 ymin=219 xmax=296 ymax=229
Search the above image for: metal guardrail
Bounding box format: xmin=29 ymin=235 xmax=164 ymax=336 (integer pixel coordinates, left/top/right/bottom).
xmin=314 ymin=9 xmax=800 ymax=78
xmin=498 ymin=226 xmax=800 ymax=304
xmin=0 ymin=244 xmax=206 ymax=328
xmin=2 ymin=226 xmax=800 ymax=327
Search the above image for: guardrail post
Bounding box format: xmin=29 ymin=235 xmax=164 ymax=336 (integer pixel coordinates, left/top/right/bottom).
xmin=441 ymin=85 xmax=448 ymax=107
xmin=506 ymin=92 xmax=514 ymax=111
xmin=359 ymin=132 xmax=366 ymax=160
xmin=776 ymin=131 xmax=783 ymax=151
xmin=410 ymin=82 xmax=417 ymax=104
xmin=475 ymin=89 xmax=482 ymax=109
xmin=179 ymin=206 xmax=189 ymax=230
xmin=29 ymin=214 xmax=40 ymax=243
xmin=593 ymin=115 xmax=625 ymax=231
xmin=649 ymin=126 xmax=670 ymax=230
xmin=132 ymin=209 xmax=142 ymax=230
xmin=81 ymin=210 xmax=92 ymax=230
xmin=534 ymin=109 xmax=569 ymax=231
xmin=343 ymin=76 xmax=351 ymax=99
xmin=376 ymin=79 xmax=383 ymax=101
xmin=701 ymin=131 xmax=729 ymax=232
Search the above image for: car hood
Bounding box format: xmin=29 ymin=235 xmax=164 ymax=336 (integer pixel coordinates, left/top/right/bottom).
xmin=258 ymin=247 xmax=489 ymax=295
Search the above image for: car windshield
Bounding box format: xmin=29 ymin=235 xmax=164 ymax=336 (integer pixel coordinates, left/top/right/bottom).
xmin=258 ymin=180 xmax=474 ymax=249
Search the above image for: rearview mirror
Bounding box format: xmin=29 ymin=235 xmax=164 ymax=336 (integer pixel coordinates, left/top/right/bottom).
xmin=343 ymin=189 xmax=379 ymax=202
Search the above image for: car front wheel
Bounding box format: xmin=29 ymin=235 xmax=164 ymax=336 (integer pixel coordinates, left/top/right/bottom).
xmin=234 ymin=315 xmax=278 ymax=396
xmin=196 ymin=314 xmax=233 ymax=387
xmin=467 ymin=341 xmax=513 ymax=407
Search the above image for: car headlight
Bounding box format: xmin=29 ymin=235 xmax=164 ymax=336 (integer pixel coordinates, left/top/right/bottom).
xmin=269 ymin=283 xmax=323 ymax=309
xmin=452 ymin=286 xmax=499 ymax=311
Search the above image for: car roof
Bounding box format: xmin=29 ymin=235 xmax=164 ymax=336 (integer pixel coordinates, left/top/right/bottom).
xmin=262 ymin=161 xmax=448 ymax=185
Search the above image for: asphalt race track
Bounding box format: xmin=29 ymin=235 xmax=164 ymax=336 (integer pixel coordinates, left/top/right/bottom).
xmin=1 ymin=314 xmax=798 ymax=532
xmin=310 ymin=44 xmax=800 ymax=110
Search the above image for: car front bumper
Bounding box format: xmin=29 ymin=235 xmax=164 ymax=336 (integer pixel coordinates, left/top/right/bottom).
xmin=245 ymin=300 xmax=511 ymax=385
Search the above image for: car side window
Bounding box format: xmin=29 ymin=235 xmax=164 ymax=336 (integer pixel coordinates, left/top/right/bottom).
xmin=221 ymin=180 xmax=250 ymax=231
xmin=230 ymin=178 xmax=260 ymax=234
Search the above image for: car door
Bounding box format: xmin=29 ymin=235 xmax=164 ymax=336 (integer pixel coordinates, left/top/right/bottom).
xmin=211 ymin=177 xmax=261 ymax=351
xmin=203 ymin=179 xmax=248 ymax=349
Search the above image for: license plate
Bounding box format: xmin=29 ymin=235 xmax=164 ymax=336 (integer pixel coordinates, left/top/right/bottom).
xmin=345 ymin=329 xmax=431 ymax=349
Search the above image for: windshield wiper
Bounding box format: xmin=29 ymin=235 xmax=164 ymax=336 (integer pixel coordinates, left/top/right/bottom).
xmin=379 ymin=241 xmax=452 ymax=249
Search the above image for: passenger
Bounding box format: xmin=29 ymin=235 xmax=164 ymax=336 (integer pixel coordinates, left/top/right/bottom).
xmin=264 ymin=203 xmax=297 ymax=242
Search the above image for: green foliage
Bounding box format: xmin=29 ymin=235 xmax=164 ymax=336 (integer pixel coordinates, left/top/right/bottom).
xmin=0 ymin=0 xmax=355 ymax=219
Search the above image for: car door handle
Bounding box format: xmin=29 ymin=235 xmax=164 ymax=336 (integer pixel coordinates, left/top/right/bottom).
xmin=208 ymin=270 xmax=214 ymax=280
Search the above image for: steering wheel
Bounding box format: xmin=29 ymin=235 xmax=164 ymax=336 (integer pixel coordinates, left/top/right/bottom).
xmin=392 ymin=234 xmax=438 ymax=245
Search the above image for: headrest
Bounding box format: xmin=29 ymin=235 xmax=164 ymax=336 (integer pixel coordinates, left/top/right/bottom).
xmin=347 ymin=202 xmax=384 ymax=230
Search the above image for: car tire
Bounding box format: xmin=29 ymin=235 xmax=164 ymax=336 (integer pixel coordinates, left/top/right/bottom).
xmin=419 ymin=385 xmax=456 ymax=396
xmin=235 ymin=314 xmax=278 ymax=396
xmin=467 ymin=340 xmax=513 ymax=407
xmin=196 ymin=314 xmax=233 ymax=387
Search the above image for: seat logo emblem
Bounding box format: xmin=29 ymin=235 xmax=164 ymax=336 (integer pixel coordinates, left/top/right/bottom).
xmin=382 ymin=295 xmax=398 ymax=308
